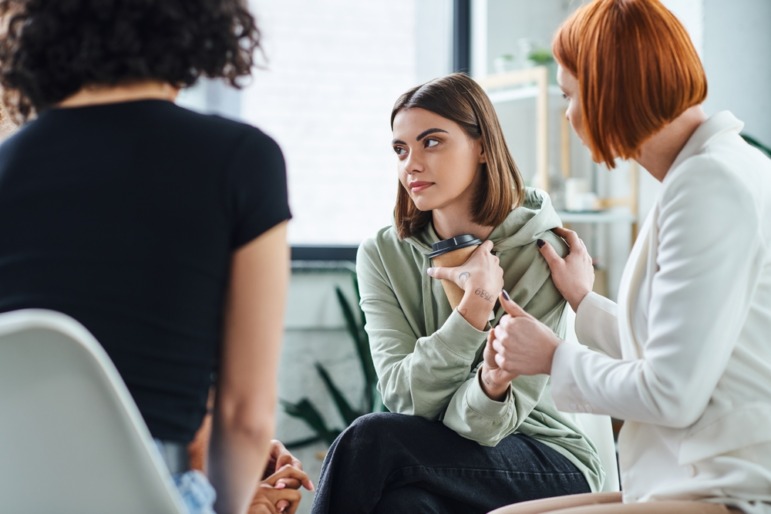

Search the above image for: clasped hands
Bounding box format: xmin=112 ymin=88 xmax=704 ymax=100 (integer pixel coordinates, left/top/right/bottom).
xmin=479 ymin=291 xmax=561 ymax=399
xmin=249 ymin=440 xmax=315 ymax=514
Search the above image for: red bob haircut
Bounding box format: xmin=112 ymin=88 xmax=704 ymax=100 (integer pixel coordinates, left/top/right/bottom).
xmin=553 ymin=0 xmax=707 ymax=168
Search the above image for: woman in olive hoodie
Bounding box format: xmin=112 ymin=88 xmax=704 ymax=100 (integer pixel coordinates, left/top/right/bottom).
xmin=311 ymin=73 xmax=603 ymax=514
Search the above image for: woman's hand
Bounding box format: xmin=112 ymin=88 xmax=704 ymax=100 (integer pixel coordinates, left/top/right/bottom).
xmin=248 ymin=483 xmax=302 ymax=514
xmin=427 ymin=240 xmax=504 ymax=329
xmin=489 ymin=291 xmax=563 ymax=377
xmin=262 ymin=440 xmax=314 ymax=490
xmin=539 ymin=227 xmax=594 ymax=311
xmin=251 ymin=463 xmax=314 ymax=514
xmin=479 ymin=330 xmax=515 ymax=401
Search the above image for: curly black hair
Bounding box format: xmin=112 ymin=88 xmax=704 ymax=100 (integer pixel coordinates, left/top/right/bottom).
xmin=0 ymin=0 xmax=263 ymax=122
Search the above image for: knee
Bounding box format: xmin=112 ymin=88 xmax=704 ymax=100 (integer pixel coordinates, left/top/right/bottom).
xmin=336 ymin=412 xmax=401 ymax=448
xmin=330 ymin=412 xmax=429 ymax=456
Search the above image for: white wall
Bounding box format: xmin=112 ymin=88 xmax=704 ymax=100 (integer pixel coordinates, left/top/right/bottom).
xmin=702 ymin=0 xmax=771 ymax=143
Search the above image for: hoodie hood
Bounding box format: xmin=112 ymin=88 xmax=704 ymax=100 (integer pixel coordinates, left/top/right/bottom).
xmin=403 ymin=187 xmax=562 ymax=255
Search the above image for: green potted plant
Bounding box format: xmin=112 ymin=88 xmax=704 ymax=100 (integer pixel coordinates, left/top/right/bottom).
xmin=281 ymin=269 xmax=384 ymax=452
xmin=493 ymin=53 xmax=517 ymax=74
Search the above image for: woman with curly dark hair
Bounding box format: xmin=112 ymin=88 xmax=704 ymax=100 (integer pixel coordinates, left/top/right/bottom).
xmin=0 ymin=1 xmax=308 ymax=513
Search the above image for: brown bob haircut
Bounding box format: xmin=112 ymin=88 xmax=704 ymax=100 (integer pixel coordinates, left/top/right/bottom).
xmin=390 ymin=73 xmax=525 ymax=239
xmin=553 ymin=0 xmax=707 ymax=168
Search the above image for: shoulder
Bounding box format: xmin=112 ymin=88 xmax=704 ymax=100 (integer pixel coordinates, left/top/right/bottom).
xmin=160 ymin=103 xmax=283 ymax=158
xmin=356 ymin=225 xmax=422 ymax=279
xmin=659 ymin=152 xmax=763 ymax=251
xmin=357 ymin=226 xmax=402 ymax=266
xmin=662 ymin=153 xmax=755 ymax=215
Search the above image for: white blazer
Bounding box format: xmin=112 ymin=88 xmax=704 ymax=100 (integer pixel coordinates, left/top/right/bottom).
xmin=551 ymin=112 xmax=771 ymax=512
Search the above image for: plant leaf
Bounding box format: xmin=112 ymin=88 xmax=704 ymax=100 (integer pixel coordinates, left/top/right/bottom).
xmin=341 ymin=275 xmax=382 ymax=406
xmin=741 ymin=133 xmax=771 ymax=157
xmin=280 ymin=398 xmax=338 ymax=445
xmin=315 ymin=362 xmax=363 ymax=425
xmin=283 ymin=434 xmax=324 ymax=450
xmin=335 ymin=285 xmax=377 ymax=411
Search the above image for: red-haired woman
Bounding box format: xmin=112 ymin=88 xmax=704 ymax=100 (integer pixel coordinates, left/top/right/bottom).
xmin=489 ymin=0 xmax=771 ymax=513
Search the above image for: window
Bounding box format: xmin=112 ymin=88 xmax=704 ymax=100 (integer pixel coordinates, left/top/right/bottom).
xmin=180 ymin=1 xmax=458 ymax=249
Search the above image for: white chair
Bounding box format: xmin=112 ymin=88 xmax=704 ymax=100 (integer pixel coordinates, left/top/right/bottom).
xmin=0 ymin=309 xmax=186 ymax=514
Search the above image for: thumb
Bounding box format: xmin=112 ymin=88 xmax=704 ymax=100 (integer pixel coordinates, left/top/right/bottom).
xmin=426 ymin=265 xmax=456 ymax=281
xmin=499 ymin=290 xmax=534 ymax=319
xmin=537 ymin=238 xmax=563 ymax=271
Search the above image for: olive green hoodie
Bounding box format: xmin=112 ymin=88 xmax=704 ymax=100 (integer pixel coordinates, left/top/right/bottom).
xmin=356 ymin=188 xmax=605 ymax=492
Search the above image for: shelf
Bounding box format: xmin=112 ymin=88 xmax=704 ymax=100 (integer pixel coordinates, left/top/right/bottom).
xmin=487 ymin=85 xmax=563 ymax=103
xmin=476 ymin=66 xmax=550 ymax=188
xmin=557 ymin=209 xmax=636 ymax=224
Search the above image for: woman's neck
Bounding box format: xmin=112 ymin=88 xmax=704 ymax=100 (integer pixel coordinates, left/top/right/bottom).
xmin=431 ymin=205 xmax=495 ymax=241
xmin=636 ymin=105 xmax=707 ymax=182
xmin=57 ymin=80 xmax=180 ymax=108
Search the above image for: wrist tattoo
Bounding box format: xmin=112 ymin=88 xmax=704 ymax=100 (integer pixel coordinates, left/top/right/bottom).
xmin=474 ymin=288 xmax=495 ymax=303
xmin=458 ymin=271 xmax=470 ymax=286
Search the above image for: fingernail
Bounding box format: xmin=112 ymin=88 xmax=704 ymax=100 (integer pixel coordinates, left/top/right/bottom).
xmin=426 ymin=267 xmax=434 ymax=276
xmin=501 ymin=289 xmax=512 ymax=302
xmin=536 ymin=239 xmax=545 ymax=248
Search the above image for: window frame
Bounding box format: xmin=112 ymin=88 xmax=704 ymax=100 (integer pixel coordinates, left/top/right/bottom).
xmin=291 ymin=0 xmax=471 ymax=262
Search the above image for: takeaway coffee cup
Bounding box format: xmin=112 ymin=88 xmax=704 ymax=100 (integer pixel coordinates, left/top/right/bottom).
xmin=429 ymin=234 xmax=482 ymax=309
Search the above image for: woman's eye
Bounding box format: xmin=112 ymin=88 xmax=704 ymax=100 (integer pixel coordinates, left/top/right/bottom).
xmin=393 ymin=146 xmax=406 ymax=156
xmin=425 ymin=138 xmax=439 ymax=148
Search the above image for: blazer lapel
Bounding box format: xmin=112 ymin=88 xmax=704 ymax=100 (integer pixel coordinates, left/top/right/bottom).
xmin=618 ymin=204 xmax=658 ymax=360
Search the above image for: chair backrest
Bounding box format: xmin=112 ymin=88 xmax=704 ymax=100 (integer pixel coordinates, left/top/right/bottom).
xmin=0 ymin=309 xmax=186 ymax=514
xmin=562 ymin=307 xmax=620 ymax=492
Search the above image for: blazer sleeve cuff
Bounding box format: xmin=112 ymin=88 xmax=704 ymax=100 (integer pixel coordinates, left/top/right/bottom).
xmin=551 ymin=341 xmax=593 ymax=413
xmin=575 ymin=292 xmax=620 ymax=357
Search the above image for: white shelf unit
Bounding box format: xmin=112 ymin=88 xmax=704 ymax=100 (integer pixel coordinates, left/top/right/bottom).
xmin=558 ymin=209 xmax=636 ymax=225
xmin=486 ymin=84 xmax=564 ymax=104
xmin=476 ymin=66 xmax=552 ymax=190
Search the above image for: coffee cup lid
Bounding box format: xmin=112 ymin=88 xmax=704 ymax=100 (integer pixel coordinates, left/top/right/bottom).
xmin=428 ymin=234 xmax=482 ymax=258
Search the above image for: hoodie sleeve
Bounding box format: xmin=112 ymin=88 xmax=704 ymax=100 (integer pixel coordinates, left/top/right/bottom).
xmin=357 ymin=237 xmax=491 ymax=420
xmin=442 ymin=230 xmax=569 ymax=446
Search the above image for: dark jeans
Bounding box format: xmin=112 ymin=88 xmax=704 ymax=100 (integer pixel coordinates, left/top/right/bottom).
xmin=311 ymin=412 xmax=590 ymax=514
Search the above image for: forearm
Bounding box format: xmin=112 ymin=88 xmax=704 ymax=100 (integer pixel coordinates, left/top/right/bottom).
xmin=208 ymin=410 xmax=274 ymax=514
xmin=211 ymin=223 xmax=288 ymax=513
xmin=377 ymin=310 xmax=489 ymax=418
xmin=574 ymin=292 xmax=622 ymax=358
xmin=443 ymin=370 xmax=548 ymax=446
xmin=457 ymin=286 xmax=497 ymax=331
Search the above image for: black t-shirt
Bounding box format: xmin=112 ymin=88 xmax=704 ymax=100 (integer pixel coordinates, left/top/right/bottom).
xmin=0 ymin=100 xmax=291 ymax=443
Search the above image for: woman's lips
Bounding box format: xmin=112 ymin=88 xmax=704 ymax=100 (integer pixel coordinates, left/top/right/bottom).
xmin=409 ymin=181 xmax=433 ymax=192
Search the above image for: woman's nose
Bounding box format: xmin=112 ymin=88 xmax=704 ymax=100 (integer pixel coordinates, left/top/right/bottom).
xmin=404 ymin=151 xmax=424 ymax=172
